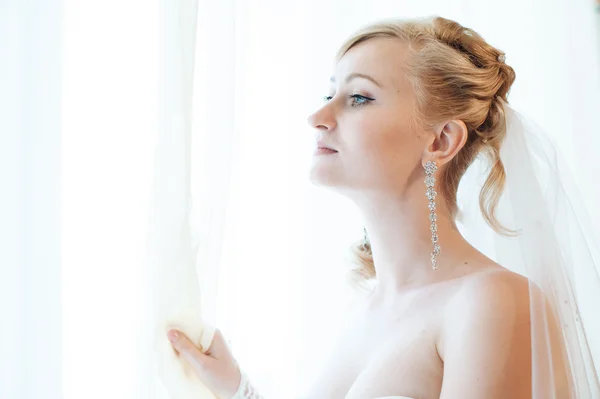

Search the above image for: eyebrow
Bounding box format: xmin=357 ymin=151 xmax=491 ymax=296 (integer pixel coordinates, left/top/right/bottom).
xmin=329 ymin=73 xmax=383 ymax=88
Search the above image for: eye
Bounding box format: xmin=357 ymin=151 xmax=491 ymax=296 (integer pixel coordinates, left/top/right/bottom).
xmin=349 ymin=94 xmax=374 ymax=107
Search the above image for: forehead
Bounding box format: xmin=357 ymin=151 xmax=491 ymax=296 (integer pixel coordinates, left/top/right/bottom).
xmin=333 ymin=37 xmax=411 ymax=90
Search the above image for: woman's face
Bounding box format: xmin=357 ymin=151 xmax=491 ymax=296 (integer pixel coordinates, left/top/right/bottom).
xmin=307 ymin=37 xmax=427 ymax=197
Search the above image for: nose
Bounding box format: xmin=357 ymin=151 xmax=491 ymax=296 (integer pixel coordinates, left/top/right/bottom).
xmin=307 ymin=104 xmax=336 ymax=131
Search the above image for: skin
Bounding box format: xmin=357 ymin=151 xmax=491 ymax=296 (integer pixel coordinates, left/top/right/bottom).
xmin=168 ymin=37 xmax=569 ymax=398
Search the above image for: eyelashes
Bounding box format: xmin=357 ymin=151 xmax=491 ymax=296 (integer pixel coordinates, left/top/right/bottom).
xmin=322 ymin=94 xmax=374 ymax=107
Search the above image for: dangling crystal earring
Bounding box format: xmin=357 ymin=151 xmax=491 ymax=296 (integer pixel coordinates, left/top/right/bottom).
xmin=425 ymin=161 xmax=440 ymax=270
xmin=363 ymin=226 xmax=369 ymax=247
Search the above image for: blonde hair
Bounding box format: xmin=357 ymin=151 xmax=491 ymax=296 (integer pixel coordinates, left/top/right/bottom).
xmin=340 ymin=16 xmax=517 ymax=282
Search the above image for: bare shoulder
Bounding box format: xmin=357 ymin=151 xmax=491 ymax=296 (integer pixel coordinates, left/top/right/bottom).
xmin=436 ymin=267 xmax=536 ymax=398
xmin=453 ymin=267 xmax=531 ymax=310
xmin=438 ymin=266 xmax=532 ymax=358
xmin=435 ymin=265 xmax=572 ymax=398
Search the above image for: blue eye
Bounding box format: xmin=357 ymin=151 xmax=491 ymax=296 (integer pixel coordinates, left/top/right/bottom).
xmin=349 ymin=94 xmax=373 ymax=107
xmin=322 ymin=94 xmax=374 ymax=107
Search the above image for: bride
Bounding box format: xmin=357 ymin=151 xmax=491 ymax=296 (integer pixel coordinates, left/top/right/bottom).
xmin=165 ymin=16 xmax=599 ymax=399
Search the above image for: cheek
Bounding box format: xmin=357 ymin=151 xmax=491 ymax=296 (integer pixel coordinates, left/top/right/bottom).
xmin=355 ymin=120 xmax=419 ymax=173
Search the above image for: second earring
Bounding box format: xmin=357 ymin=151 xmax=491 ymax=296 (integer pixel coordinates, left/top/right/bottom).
xmin=425 ymin=161 xmax=440 ymax=270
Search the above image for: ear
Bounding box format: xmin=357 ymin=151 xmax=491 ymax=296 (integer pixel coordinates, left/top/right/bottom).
xmin=422 ymin=119 xmax=469 ymax=167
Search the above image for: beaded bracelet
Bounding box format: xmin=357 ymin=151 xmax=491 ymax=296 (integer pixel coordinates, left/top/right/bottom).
xmin=229 ymin=371 xmax=264 ymax=399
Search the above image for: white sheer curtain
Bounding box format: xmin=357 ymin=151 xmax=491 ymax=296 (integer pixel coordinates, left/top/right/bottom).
xmin=0 ymin=1 xmax=63 ymax=398
xmin=3 ymin=0 xmax=599 ymax=398
xmin=61 ymin=1 xmax=158 ymax=398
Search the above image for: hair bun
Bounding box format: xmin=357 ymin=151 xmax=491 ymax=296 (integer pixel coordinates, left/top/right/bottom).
xmin=433 ymin=17 xmax=515 ymax=101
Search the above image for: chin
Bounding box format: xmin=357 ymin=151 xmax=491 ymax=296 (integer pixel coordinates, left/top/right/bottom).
xmin=308 ymin=164 xmax=341 ymax=188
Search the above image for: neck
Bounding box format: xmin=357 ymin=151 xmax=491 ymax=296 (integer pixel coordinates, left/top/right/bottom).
xmin=352 ymin=183 xmax=475 ymax=302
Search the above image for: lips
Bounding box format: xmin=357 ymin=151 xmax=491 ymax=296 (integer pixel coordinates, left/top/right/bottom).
xmin=316 ymin=140 xmax=337 ymax=152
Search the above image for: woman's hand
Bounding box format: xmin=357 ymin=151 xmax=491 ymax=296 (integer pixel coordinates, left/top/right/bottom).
xmin=167 ymin=328 xmax=242 ymax=399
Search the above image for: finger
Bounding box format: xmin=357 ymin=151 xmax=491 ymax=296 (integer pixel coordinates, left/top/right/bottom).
xmin=167 ymin=329 xmax=211 ymax=371
xmin=206 ymin=329 xmax=234 ymax=360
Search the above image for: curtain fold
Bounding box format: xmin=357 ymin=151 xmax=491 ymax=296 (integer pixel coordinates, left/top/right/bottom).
xmin=0 ymin=1 xmax=63 ymax=398
xmin=143 ymin=0 xmax=219 ymax=398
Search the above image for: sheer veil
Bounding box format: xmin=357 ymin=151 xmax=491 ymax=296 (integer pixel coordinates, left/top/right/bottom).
xmin=456 ymin=102 xmax=600 ymax=397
